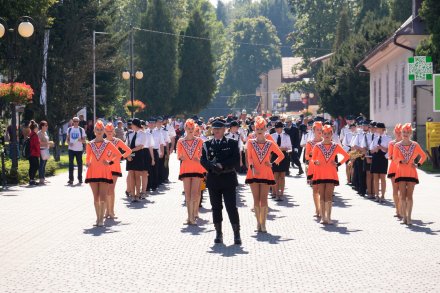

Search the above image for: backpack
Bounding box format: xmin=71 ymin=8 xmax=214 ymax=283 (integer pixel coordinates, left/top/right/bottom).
xmin=22 ymin=137 xmax=31 ymax=159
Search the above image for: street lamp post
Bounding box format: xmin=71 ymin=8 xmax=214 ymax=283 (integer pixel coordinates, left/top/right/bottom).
xmin=122 ymin=25 xmax=143 ymax=118
xmin=0 ymin=16 xmax=35 ymax=180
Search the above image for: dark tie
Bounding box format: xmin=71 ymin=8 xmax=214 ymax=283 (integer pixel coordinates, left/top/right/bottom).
xmin=232 ymin=134 xmax=235 ymax=139
xmin=378 ymin=136 xmax=382 ymax=146
xmin=216 ymin=140 xmax=220 ymax=145
xmin=130 ymin=132 xmax=137 ymax=149
xmin=277 ymin=134 xmax=281 ymax=146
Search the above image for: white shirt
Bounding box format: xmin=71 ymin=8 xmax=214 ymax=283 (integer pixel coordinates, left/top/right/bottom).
xmin=342 ymin=131 xmax=356 ymax=151
xmin=339 ymin=125 xmax=350 ymax=141
xmin=167 ymin=123 xmax=176 ymax=138
xmin=300 ymin=131 xmax=314 ymax=147
xmin=150 ymin=128 xmax=165 ymax=150
xmin=225 ymin=132 xmax=244 ymax=150
xmin=143 ymin=130 xmax=154 ymax=149
xmin=332 ymin=133 xmax=341 ymax=145
xmin=271 ymin=132 xmax=292 ymax=151
xmin=67 ymin=127 xmax=86 ymax=151
xmin=369 ymin=134 xmax=392 ymax=151
xmin=161 ymin=127 xmax=171 ymax=144
xmin=127 ymin=130 xmax=146 ymax=148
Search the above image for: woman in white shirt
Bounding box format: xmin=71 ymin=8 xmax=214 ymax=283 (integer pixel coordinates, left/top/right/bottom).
xmin=271 ymin=122 xmax=292 ymax=201
xmin=369 ymin=122 xmax=391 ymax=203
xmin=141 ymin=121 xmax=155 ymax=198
xmin=126 ymin=118 xmax=146 ymax=202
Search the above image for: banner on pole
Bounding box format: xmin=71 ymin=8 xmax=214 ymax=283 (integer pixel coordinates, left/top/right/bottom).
xmin=434 ymin=74 xmax=440 ymax=112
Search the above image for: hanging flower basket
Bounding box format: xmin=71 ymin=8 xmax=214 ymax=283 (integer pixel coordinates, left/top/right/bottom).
xmin=125 ymin=99 xmax=146 ymax=116
xmin=0 ymin=82 xmax=34 ymax=105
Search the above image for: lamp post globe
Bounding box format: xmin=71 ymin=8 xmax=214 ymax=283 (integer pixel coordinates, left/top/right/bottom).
xmin=18 ymin=21 xmax=34 ymax=38
xmin=122 ymin=71 xmax=130 ymax=80
xmin=0 ymin=23 xmax=5 ymax=38
xmin=135 ymin=70 xmax=143 ymax=80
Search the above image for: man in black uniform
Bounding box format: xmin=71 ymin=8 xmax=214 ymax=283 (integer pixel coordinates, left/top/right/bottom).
xmin=201 ymin=119 xmax=241 ymax=245
xmin=284 ymin=116 xmax=303 ymax=175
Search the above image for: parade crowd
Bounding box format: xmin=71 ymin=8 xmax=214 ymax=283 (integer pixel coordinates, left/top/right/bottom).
xmin=8 ymin=112 xmax=427 ymax=245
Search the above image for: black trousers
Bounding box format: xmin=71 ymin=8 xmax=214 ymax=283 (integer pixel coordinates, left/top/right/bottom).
xmin=290 ymin=150 xmax=302 ymax=169
xmin=28 ymin=156 xmax=39 ymax=181
xmin=353 ymin=158 xmax=366 ymax=195
xmin=208 ymin=186 xmax=240 ymax=225
xmin=158 ymin=147 xmax=167 ymax=184
xmin=68 ymin=150 xmax=83 ymax=181
xmin=148 ymin=149 xmax=160 ymax=190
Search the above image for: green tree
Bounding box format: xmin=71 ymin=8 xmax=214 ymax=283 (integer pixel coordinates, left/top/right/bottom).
xmin=390 ymin=0 xmax=412 ymax=22
xmin=355 ymin=0 xmax=389 ymax=29
xmin=259 ymin=0 xmax=295 ymax=57
xmin=288 ymin=0 xmax=346 ymax=60
xmin=216 ymin=0 xmax=229 ymax=26
xmin=217 ymin=17 xmax=281 ymax=110
xmin=176 ymin=10 xmax=215 ymax=115
xmin=135 ymin=0 xmax=178 ymax=115
xmin=417 ymin=0 xmax=440 ymax=72
xmin=333 ymin=8 xmax=351 ymax=51
xmin=316 ymin=12 xmax=398 ymax=117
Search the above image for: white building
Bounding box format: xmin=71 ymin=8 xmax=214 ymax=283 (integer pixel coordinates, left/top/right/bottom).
xmin=357 ymin=0 xmax=440 ymax=147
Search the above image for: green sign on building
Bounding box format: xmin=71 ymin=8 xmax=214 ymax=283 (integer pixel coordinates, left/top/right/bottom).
xmin=434 ymin=74 xmax=440 ymax=112
xmin=408 ymin=56 xmax=433 ymax=81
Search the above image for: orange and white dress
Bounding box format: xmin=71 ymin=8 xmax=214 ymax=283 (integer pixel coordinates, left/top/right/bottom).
xmin=393 ymin=141 xmax=427 ymax=184
xmin=306 ymin=139 xmax=322 ymax=181
xmin=85 ymin=140 xmax=122 ymax=184
xmin=108 ymin=137 xmax=132 ymax=177
xmin=177 ymin=137 xmax=206 ymax=180
xmin=311 ymin=142 xmax=349 ymax=186
xmin=245 ymin=139 xmax=284 ymax=185
xmin=387 ymin=140 xmax=399 ymax=179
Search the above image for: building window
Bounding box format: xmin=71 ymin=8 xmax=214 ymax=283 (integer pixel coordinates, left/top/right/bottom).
xmin=394 ymin=67 xmax=398 ymax=105
xmin=374 ymin=79 xmax=377 ymax=111
xmin=386 ymin=70 xmax=390 ymax=107
xmin=401 ymin=65 xmax=405 ymax=104
xmin=379 ymin=76 xmax=382 ymax=110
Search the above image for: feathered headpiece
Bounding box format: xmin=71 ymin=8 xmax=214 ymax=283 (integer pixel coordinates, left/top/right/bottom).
xmin=255 ymin=116 xmax=267 ymax=129
xmin=94 ymin=120 xmax=104 ymax=130
xmin=313 ymin=121 xmax=323 ymax=130
xmin=323 ymin=124 xmax=333 ymax=133
xmin=185 ymin=119 xmax=195 ymax=129
xmin=105 ymin=123 xmax=114 ymax=132
xmin=402 ymin=123 xmax=413 ymax=133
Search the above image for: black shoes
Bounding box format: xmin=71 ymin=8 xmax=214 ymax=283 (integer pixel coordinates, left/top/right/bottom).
xmin=67 ymin=180 xmax=73 ymax=185
xmin=297 ymin=169 xmax=304 ymax=175
xmin=232 ymin=224 xmax=242 ymax=245
xmin=214 ymin=223 xmax=223 ymax=244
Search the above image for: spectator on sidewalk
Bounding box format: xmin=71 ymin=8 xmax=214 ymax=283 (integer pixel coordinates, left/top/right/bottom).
xmin=67 ymin=116 xmax=86 ymax=185
xmin=115 ymin=121 xmax=125 ymax=140
xmin=28 ymin=120 xmax=40 ymax=186
xmin=38 ymin=121 xmax=51 ymax=185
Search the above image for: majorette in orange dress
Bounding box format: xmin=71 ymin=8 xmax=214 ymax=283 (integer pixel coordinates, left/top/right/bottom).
xmin=311 ymin=142 xmax=350 ymax=185
xmin=393 ymin=141 xmax=427 ymax=184
xmin=85 ymin=140 xmax=122 ymax=184
xmin=387 ymin=140 xmax=398 ymax=178
xmin=306 ymin=139 xmax=322 ymax=181
xmin=108 ymin=137 xmax=132 ymax=177
xmin=177 ymin=137 xmax=206 ymax=180
xmin=245 ymin=139 xmax=284 ymax=185
xmin=387 ymin=124 xmax=402 ymax=179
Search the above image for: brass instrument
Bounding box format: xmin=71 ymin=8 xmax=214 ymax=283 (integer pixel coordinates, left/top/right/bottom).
xmin=349 ymin=149 xmax=365 ymax=161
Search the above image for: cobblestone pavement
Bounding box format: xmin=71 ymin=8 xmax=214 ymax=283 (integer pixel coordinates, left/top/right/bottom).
xmin=1 ymin=154 xmax=440 ymax=292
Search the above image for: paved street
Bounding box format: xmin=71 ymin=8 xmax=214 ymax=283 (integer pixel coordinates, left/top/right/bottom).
xmin=1 ymin=154 xmax=440 ymax=292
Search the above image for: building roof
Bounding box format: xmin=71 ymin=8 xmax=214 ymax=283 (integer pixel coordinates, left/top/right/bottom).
xmin=281 ymin=57 xmax=308 ymax=82
xmin=310 ymin=53 xmax=335 ymax=65
xmin=357 ymin=15 xmax=428 ymax=68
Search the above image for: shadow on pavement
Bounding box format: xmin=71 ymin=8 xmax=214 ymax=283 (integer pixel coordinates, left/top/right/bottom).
xmin=273 ymin=195 xmax=298 ymax=208
xmin=251 ymin=233 xmax=294 ymax=244
xmin=406 ymin=220 xmax=439 ymax=235
xmin=333 ymin=195 xmax=352 ymax=208
xmin=83 ymin=226 xmax=120 ymax=236
xmin=320 ymin=221 xmax=362 ymax=235
xmin=123 ymin=198 xmax=154 ymax=209
xmin=180 ymin=225 xmax=209 ymax=235
xmin=207 ymin=244 xmax=249 ymax=257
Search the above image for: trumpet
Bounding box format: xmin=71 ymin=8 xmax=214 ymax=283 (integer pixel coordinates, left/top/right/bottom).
xmin=349 ymin=149 xmax=365 ymax=160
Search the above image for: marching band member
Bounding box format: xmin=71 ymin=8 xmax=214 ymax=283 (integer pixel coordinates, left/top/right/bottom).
xmin=104 ymin=123 xmax=132 ymax=219
xmin=342 ymin=123 xmax=357 ymax=185
xmin=85 ymin=120 xmax=122 ymax=227
xmin=125 ymin=118 xmax=146 ymax=202
xmin=369 ymin=122 xmax=392 ymax=203
xmin=387 ymin=124 xmax=403 ymax=218
xmin=245 ymin=117 xmax=284 ymax=233
xmin=312 ymin=125 xmax=350 ymax=224
xmin=394 ymin=123 xmax=427 ymax=225
xmin=271 ymin=121 xmax=292 ymax=201
xmin=305 ymin=121 xmax=323 ymax=217
xmin=177 ymin=119 xmax=206 ymax=225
